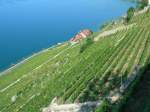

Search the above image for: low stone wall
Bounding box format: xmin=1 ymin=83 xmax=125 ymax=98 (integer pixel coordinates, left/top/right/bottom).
xmin=43 ymin=101 xmax=101 ymax=112
xmin=120 ymin=66 xmax=141 ymax=93
xmin=134 ymin=6 xmax=149 ymax=16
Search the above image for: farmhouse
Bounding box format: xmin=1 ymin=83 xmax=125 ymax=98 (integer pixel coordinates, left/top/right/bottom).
xmin=70 ymin=29 xmax=93 ymax=43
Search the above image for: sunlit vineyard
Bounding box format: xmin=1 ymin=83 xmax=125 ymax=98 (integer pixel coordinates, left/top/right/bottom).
xmin=0 ymin=7 xmax=150 ymax=112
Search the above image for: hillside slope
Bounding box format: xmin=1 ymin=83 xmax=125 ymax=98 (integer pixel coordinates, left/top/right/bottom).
xmin=0 ymin=7 xmax=150 ymax=112
xmin=122 ymin=66 xmax=150 ymax=112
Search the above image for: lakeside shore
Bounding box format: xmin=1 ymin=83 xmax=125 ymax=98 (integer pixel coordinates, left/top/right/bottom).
xmin=1 ymin=4 xmax=149 ymax=77
xmin=0 ymin=42 xmax=65 ymax=76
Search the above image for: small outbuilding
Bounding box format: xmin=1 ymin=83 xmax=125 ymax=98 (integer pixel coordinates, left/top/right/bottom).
xmin=70 ymin=29 xmax=93 ymax=44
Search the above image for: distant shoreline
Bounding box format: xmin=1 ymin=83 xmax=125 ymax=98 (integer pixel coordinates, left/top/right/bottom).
xmin=0 ymin=43 xmax=64 ymax=76
xmin=0 ymin=1 xmax=137 ymax=75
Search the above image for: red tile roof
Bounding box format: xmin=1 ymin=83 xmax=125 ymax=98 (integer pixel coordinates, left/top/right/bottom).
xmin=70 ymin=29 xmax=93 ymax=42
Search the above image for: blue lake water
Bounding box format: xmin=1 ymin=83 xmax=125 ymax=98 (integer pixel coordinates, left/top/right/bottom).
xmin=0 ymin=0 xmax=135 ymax=72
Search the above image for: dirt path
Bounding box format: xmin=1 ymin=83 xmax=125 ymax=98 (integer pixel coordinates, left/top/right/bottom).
xmin=122 ymin=68 xmax=150 ymax=112
xmin=94 ymin=23 xmax=136 ymax=41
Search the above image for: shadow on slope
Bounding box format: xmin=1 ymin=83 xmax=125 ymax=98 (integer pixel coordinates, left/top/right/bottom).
xmin=122 ymin=63 xmax=150 ymax=112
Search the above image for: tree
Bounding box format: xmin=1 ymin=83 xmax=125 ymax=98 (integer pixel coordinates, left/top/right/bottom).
xmin=126 ymin=7 xmax=135 ymax=23
xmin=79 ymin=37 xmax=94 ymax=53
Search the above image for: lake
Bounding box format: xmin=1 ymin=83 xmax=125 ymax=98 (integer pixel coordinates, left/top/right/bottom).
xmin=0 ymin=0 xmax=135 ymax=72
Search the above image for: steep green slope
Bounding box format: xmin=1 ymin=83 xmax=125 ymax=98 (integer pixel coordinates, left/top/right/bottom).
xmin=122 ymin=66 xmax=150 ymax=112
xmin=0 ymin=7 xmax=150 ymax=112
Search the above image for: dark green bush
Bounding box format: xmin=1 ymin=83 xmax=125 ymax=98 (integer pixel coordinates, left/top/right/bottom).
xmin=79 ymin=89 xmax=90 ymax=102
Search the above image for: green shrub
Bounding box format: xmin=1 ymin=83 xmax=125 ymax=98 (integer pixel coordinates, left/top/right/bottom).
xmin=79 ymin=89 xmax=90 ymax=102
xmin=89 ymin=91 xmax=97 ymax=101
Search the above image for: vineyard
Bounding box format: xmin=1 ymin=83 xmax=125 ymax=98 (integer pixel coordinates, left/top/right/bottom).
xmin=0 ymin=7 xmax=150 ymax=112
